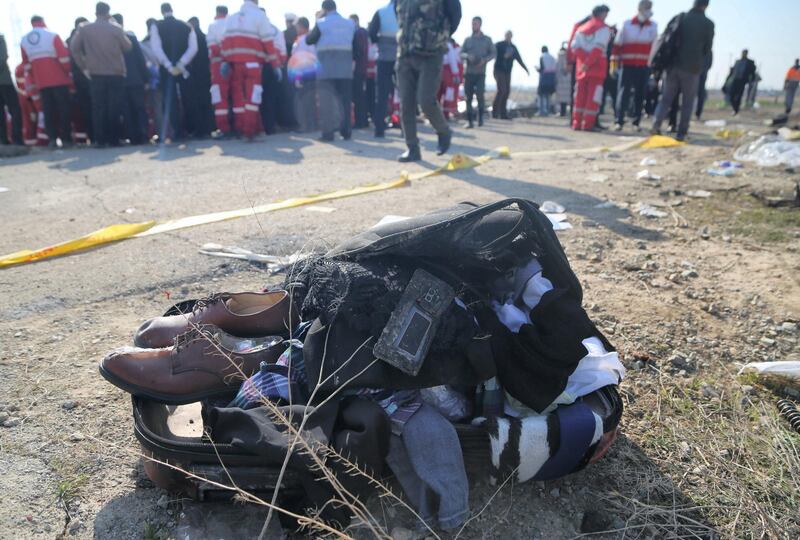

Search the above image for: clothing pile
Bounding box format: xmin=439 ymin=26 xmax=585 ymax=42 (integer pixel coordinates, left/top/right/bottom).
xmin=100 ymin=198 xmax=625 ymax=533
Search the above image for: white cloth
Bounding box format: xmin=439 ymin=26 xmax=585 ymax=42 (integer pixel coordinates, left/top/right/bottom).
xmin=490 ymin=258 xmax=626 ymax=414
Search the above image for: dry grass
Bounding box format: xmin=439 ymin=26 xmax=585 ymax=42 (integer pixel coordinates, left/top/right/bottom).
xmin=616 ymin=367 xmax=800 ymax=539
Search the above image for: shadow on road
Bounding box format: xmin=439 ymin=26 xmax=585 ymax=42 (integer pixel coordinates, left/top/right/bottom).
xmin=450 ymin=168 xmax=665 ymax=241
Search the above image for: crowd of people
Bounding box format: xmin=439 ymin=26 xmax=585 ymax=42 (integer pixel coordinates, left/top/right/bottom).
xmin=0 ymin=0 xmax=797 ymax=156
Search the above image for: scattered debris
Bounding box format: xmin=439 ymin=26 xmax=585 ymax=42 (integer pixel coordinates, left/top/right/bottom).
xmin=540 ymin=201 xmax=566 ymax=214
xmin=735 ymin=135 xmax=800 ymax=168
xmin=640 ymin=157 xmax=658 ymax=166
xmin=739 ymin=361 xmax=800 ymax=381
xmin=637 ymin=170 xmax=662 ymax=181
xmin=687 ymin=190 xmax=712 ymax=198
xmin=778 ymin=127 xmax=800 ymax=141
xmin=635 ymin=203 xmax=668 ymax=218
xmin=587 ymin=173 xmax=609 ymax=183
xmin=706 ymin=168 xmax=738 ymax=177
xmin=713 ymin=161 xmax=743 ymax=169
xmin=0 ymin=187 xmax=9 ymax=193
xmin=715 ymin=128 xmax=746 ymax=139
xmin=304 ymin=205 xmax=337 ymax=213
xmin=704 ymin=119 xmax=727 ymax=128
xmin=594 ymin=200 xmax=623 ymax=209
xmin=750 ymin=182 xmax=800 ymax=208
xmin=776 ymin=399 xmax=800 ymax=434
xmin=123 ymin=208 xmax=137 ymax=214
xmin=198 ymin=243 xmax=304 ymax=273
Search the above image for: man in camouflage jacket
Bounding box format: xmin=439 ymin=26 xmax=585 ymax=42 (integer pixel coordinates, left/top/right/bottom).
xmin=395 ymin=0 xmax=461 ymax=162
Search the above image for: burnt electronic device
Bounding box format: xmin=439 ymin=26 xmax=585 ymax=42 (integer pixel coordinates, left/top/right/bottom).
xmin=374 ymin=269 xmax=455 ymax=376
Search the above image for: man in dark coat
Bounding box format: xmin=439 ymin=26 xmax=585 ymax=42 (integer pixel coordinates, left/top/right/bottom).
xmin=112 ymin=14 xmax=150 ymax=145
xmin=729 ymin=49 xmax=756 ymax=116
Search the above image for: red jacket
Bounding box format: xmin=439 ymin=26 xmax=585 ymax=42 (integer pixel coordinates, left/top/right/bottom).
xmin=222 ymin=1 xmax=285 ymax=68
xmin=570 ymin=17 xmax=612 ymax=80
xmin=612 ymin=16 xmax=658 ymax=68
xmin=20 ymin=22 xmax=72 ymax=89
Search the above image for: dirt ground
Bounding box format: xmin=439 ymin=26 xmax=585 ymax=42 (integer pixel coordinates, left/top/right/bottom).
xmin=1 ymin=104 xmax=799 ymax=540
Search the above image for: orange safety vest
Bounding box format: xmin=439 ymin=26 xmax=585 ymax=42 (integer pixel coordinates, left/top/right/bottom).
xmin=786 ymin=67 xmax=800 ymax=82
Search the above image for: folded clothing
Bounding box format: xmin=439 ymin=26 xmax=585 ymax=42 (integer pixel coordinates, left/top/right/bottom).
xmin=488 ymin=258 xmax=623 ymax=413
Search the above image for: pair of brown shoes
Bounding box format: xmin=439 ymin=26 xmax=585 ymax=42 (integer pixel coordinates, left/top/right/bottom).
xmin=100 ymin=291 xmax=298 ymax=404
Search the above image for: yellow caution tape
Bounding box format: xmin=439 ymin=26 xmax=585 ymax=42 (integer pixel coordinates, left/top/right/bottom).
xmin=638 ymin=135 xmax=686 ymax=149
xmin=0 ymin=221 xmax=156 ymax=268
xmin=1 ymin=148 xmax=500 ymax=267
xmin=136 ymin=177 xmax=411 ymax=237
xmin=0 ymin=137 xmax=683 ymax=269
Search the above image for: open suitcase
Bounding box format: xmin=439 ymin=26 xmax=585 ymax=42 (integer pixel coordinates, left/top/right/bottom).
xmin=131 ymin=199 xmax=624 ymax=502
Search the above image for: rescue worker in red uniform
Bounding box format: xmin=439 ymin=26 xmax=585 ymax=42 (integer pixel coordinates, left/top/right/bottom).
xmin=570 ymin=5 xmax=612 ymax=131
xmin=207 ymin=5 xmax=230 ymax=135
xmin=14 ymin=64 xmax=41 ymax=146
xmin=20 ymin=15 xmax=73 ymax=147
xmin=221 ymin=0 xmax=284 ymax=140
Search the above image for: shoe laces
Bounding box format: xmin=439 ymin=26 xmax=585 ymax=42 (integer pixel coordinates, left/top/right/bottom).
xmin=173 ymin=325 xmax=213 ymax=353
xmin=191 ymin=293 xmax=229 ymax=315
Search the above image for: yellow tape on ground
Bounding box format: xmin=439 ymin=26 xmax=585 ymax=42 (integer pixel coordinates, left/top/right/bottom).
xmin=0 ymin=138 xmax=678 ymax=269
xmin=511 ymin=138 xmax=645 ymax=158
xmin=0 ymin=221 xmax=156 ymax=268
xmin=1 ymin=148 xmax=513 ymax=268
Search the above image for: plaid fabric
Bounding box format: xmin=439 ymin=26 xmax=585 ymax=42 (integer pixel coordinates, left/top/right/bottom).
xmin=230 ymin=364 xmax=301 ymax=409
xmin=230 ymin=322 xmax=313 ymax=410
xmin=353 ymin=388 xmax=423 ymax=436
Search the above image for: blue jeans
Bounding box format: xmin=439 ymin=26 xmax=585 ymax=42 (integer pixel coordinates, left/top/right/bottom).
xmin=539 ymin=93 xmax=551 ymax=116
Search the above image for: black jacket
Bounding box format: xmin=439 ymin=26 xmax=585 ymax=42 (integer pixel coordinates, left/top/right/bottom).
xmin=156 ymin=16 xmax=192 ymax=65
xmin=0 ymin=34 xmax=13 ymax=86
xmin=494 ymin=41 xmax=527 ymax=74
xmin=122 ymin=32 xmax=149 ymax=87
xmin=675 ymin=8 xmax=715 ymax=74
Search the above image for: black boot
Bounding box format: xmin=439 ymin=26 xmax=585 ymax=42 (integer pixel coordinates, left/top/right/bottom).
xmin=398 ymin=145 xmax=421 ymax=162
xmin=436 ymin=130 xmax=452 ymax=156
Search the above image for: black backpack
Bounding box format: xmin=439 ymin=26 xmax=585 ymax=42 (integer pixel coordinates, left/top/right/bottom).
xmin=649 ymin=13 xmax=684 ymax=72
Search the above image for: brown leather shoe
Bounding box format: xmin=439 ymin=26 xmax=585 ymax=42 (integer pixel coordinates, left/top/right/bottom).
xmin=134 ymin=291 xmax=298 ymax=349
xmin=101 ymin=325 xmax=287 ymax=404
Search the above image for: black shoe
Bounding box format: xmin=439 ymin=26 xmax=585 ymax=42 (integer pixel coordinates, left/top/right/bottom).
xmin=465 ymin=123 xmax=475 ymax=129
xmin=437 ymin=130 xmax=452 ymax=156
xmin=341 ymin=132 xmax=352 ymax=141
xmin=319 ymin=134 xmax=335 ymax=142
xmin=374 ymin=131 xmax=385 ymax=138
xmin=398 ymin=146 xmax=421 ymax=163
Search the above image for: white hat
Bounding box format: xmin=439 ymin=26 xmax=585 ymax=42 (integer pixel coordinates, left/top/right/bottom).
xmin=285 ymin=12 xmax=298 ymax=22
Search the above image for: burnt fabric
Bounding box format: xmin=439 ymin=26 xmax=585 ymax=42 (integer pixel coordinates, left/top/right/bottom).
xmin=302 ymin=313 xmax=494 ymax=397
xmin=324 ymin=199 xmax=577 ymax=298
xmin=285 ymin=256 xmax=478 ymax=353
xmin=301 ymin=199 xmax=608 ymax=406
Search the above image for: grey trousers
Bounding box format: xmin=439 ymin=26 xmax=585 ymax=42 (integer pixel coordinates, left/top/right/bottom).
xmin=653 ymin=68 xmax=700 ymax=138
xmin=786 ymin=83 xmax=798 ymax=114
xmin=397 ymin=54 xmax=449 ymax=148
